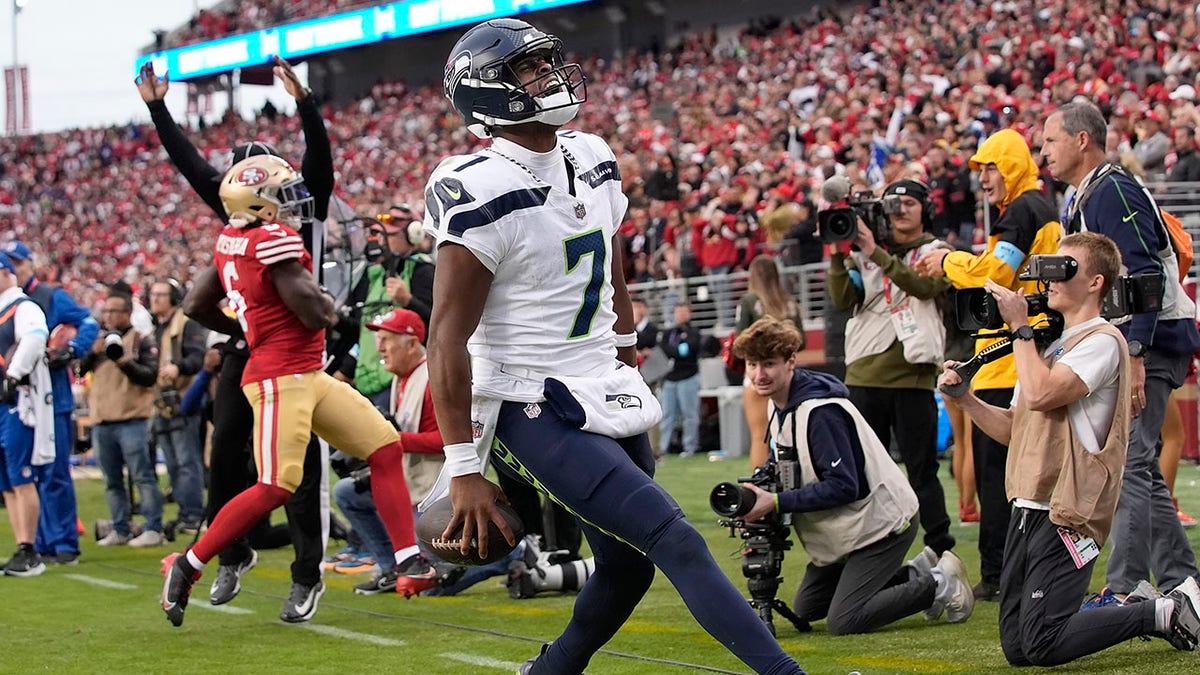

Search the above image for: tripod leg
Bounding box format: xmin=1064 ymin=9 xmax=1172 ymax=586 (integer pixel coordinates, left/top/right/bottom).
xmin=771 ymin=599 xmax=812 ymax=633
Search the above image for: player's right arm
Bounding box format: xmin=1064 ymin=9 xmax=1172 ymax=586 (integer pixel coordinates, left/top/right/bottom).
xmin=427 ymin=242 xmax=514 ymax=559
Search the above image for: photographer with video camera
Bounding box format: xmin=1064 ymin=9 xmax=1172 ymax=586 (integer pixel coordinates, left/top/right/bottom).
xmin=826 ymin=178 xmax=957 ymax=558
xmin=724 ymin=316 xmax=973 ymax=636
xmin=1041 ymin=101 xmax=1200 ymax=605
xmin=339 ymin=205 xmax=434 ymax=411
xmin=938 ymin=234 xmax=1200 ymax=663
xmin=916 ymin=129 xmax=1062 ymax=601
xmin=79 ymin=290 xmax=165 ymax=548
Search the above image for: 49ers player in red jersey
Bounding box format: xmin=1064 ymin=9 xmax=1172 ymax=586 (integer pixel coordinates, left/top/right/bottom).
xmin=161 ymin=156 xmax=438 ymax=627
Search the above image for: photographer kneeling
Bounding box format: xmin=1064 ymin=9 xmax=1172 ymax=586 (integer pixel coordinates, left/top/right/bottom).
xmin=732 ymin=316 xmax=973 ymax=635
xmin=938 ymin=233 xmax=1200 ymax=665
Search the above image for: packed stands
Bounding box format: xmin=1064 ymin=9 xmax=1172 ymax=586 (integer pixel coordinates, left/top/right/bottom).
xmin=5 ymin=0 xmax=1200 ymax=311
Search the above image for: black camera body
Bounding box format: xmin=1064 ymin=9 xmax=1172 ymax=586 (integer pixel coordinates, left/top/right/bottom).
xmin=709 ymin=446 xmax=809 ymax=636
xmin=954 ymin=254 xmax=1166 ymax=333
xmin=817 ymin=191 xmax=900 ymax=244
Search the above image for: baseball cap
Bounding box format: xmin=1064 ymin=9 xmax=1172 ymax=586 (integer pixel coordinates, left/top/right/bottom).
xmin=366 ymin=308 xmax=426 ymax=344
xmin=4 ymin=241 xmax=32 ymax=262
xmin=0 ymin=252 xmax=15 ymax=274
xmin=884 ymin=179 xmax=929 ymax=203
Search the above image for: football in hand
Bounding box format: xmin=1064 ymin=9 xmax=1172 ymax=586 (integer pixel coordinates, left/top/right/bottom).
xmin=416 ymin=497 xmax=524 ymax=566
xmin=48 ymin=324 xmax=78 ymax=352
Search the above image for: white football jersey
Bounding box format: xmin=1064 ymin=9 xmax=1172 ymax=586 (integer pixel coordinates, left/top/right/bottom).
xmin=424 ymin=131 xmax=629 ymax=401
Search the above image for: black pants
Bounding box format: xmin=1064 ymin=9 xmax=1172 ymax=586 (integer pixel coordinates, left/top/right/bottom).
xmin=848 ymin=387 xmax=955 ymax=554
xmin=206 ymin=350 xmax=324 ymax=586
xmin=973 ymin=387 xmax=1013 ymax=586
xmin=999 ymin=507 xmax=1156 ymax=666
xmin=793 ymin=518 xmax=937 ymax=635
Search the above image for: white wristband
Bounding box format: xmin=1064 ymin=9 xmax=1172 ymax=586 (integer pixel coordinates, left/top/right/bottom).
xmin=614 ymin=332 xmax=637 ymax=348
xmin=443 ymin=442 xmax=481 ymax=477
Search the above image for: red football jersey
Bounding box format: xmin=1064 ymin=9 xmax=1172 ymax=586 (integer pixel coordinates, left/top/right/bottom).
xmin=213 ymin=222 xmax=324 ymax=384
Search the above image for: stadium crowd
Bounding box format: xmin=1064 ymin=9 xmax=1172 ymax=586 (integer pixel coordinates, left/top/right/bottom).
xmin=7 ymin=0 xmax=1200 ymax=308
xmin=155 ymin=0 xmax=383 ymax=49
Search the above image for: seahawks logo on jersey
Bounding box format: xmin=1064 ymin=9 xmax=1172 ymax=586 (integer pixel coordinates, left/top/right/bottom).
xmin=605 ymin=394 xmax=642 ymax=409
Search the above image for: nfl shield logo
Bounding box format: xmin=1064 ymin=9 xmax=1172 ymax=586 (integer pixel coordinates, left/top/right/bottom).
xmin=574 ymin=203 xmax=587 ymax=219
xmin=524 ymin=403 xmax=542 ymax=419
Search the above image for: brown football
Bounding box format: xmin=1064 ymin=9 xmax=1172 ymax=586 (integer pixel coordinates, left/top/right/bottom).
xmin=416 ymin=497 xmax=524 ymax=566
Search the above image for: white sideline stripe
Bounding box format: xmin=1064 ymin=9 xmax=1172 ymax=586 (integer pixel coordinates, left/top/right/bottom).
xmin=299 ymin=624 xmax=405 ymax=647
xmin=195 ymin=603 xmax=254 ymax=615
xmin=63 ymin=574 xmax=136 ymax=590
xmin=439 ymin=652 xmax=522 ymax=670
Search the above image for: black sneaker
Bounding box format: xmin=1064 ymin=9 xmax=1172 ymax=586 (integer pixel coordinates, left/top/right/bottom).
xmin=973 ymin=580 xmax=1001 ymax=602
xmin=1163 ymin=578 xmax=1200 ymax=651
xmin=161 ymin=553 xmax=202 ymax=627
xmin=394 ymin=553 xmax=438 ymax=598
xmin=507 ymin=559 xmax=540 ymax=599
xmin=518 ymin=643 xmax=584 ymax=675
xmin=3 ymin=548 xmax=46 ymax=577
xmin=209 ymin=549 xmax=258 ymax=605
xmin=49 ymin=552 xmax=80 ymax=565
xmin=280 ymin=581 xmax=325 ymax=623
xmin=175 ymin=520 xmax=203 ymax=536
xmin=355 ymin=566 xmax=400 ymax=595
xmin=433 ymin=561 xmax=467 ymax=588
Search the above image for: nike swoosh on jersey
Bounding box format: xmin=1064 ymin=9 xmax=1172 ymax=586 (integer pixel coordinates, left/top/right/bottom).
xmin=831 ymin=458 xmax=843 ymax=468
xmin=444 ymin=186 xmax=462 ymax=200
xmin=1122 ymin=211 xmax=1139 ymax=223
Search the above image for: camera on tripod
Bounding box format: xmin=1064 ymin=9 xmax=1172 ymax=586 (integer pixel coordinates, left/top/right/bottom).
xmin=816 ymin=191 xmax=900 ymax=244
xmin=709 ymin=446 xmax=810 ymax=636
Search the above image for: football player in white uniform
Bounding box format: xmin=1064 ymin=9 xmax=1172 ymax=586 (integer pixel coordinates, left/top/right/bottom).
xmin=424 ymin=18 xmax=806 ymax=675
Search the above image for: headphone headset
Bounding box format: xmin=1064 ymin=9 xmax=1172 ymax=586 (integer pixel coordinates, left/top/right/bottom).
xmin=379 ymin=206 xmax=426 ymax=248
xmin=888 ymin=179 xmax=935 ymax=230
xmin=150 ymin=278 xmax=183 ymax=307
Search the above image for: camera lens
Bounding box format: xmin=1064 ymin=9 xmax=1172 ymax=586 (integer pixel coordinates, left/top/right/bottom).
xmin=710 ymin=481 xmax=757 ymax=518
xmin=104 ymin=333 xmax=125 ymax=361
xmin=822 ymin=210 xmax=856 ymax=241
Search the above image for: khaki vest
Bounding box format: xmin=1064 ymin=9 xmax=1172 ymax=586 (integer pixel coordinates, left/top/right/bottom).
xmin=89 ymin=331 xmax=155 ymax=423
xmin=844 ymin=240 xmax=946 ymax=366
xmin=390 ymin=361 xmax=443 ymax=506
xmin=158 ymin=308 xmax=196 ymax=395
xmin=1006 ymin=322 xmax=1130 ymax=546
xmin=772 ymin=397 xmax=919 ymax=566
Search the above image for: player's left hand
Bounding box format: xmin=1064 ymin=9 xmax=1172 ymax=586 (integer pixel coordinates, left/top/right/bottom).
xmin=273 ymin=56 xmax=310 ymax=100
xmin=741 ymin=482 xmax=777 ymax=522
xmin=446 ymin=474 xmax=517 ymax=560
xmin=984 ymin=279 xmax=1029 ymax=330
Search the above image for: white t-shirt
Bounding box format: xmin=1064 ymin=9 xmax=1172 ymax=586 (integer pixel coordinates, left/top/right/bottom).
xmin=1012 ymin=317 xmax=1121 ymax=510
xmin=424 ymin=130 xmax=628 ymax=401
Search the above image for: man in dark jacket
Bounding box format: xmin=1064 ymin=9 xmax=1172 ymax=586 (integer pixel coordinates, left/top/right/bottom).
xmin=658 ymin=302 xmax=701 ymax=457
xmin=1167 ymin=126 xmax=1200 ymax=184
xmin=733 ymin=316 xmax=973 ymax=635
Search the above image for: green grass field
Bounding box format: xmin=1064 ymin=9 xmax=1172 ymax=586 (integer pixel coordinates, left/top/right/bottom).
xmin=2 ymin=453 xmax=1199 ymax=674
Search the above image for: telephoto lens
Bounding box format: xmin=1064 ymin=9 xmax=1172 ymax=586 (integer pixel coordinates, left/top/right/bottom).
xmin=710 ymin=481 xmax=758 ymax=519
xmin=104 ymin=332 xmax=125 ymax=360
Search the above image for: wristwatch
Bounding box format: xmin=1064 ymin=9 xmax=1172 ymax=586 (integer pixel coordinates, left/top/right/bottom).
xmin=1128 ymin=340 xmax=1147 ymax=358
xmin=1010 ymin=325 xmax=1035 ymax=341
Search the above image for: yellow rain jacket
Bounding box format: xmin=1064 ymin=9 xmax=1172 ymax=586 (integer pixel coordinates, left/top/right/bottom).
xmin=942 ymin=130 xmax=1061 ymax=390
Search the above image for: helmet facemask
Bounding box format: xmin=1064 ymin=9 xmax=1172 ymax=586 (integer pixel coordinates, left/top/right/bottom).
xmin=220 ymin=155 xmax=314 ymax=229
xmin=447 ymin=31 xmax=588 ymax=139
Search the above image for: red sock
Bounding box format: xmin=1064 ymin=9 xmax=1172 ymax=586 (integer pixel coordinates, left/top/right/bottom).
xmin=191 ymin=483 xmax=291 ymax=564
xmin=366 ymin=441 xmax=416 ymax=552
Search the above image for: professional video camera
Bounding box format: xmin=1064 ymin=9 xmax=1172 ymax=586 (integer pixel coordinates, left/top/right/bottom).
xmin=941 ymin=254 xmax=1165 ymax=397
xmin=816 ymin=176 xmax=901 ymax=244
xmin=710 ymin=446 xmax=811 ymax=636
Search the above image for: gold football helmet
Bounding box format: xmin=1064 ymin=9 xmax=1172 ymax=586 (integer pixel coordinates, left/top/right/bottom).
xmin=219 ymin=155 xmax=314 ymax=228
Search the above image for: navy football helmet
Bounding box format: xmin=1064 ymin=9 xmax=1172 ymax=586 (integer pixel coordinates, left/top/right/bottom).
xmin=444 ymin=18 xmax=587 ymax=139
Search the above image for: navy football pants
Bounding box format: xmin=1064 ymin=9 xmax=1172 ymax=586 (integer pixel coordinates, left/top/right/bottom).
xmin=491 ymin=401 xmax=804 ymax=675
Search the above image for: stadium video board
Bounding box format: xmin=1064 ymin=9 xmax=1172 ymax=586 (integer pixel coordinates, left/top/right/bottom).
xmin=136 ymin=0 xmax=596 ymax=81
